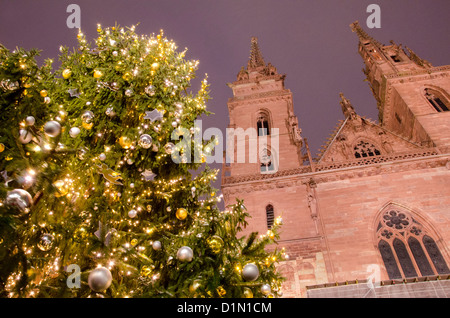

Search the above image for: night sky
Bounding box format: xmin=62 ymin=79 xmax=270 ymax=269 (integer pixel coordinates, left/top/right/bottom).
xmin=1 ymin=0 xmax=449 ymax=197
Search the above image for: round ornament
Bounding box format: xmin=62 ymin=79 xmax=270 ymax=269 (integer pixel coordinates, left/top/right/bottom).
xmin=88 ymin=267 xmax=112 ymax=292
xmin=243 ymin=287 xmax=253 ymax=298
xmin=44 ymin=97 xmax=51 ymax=104
xmin=40 ymin=90 xmax=48 ymax=97
xmin=119 ymin=136 xmax=132 ymax=149
xmin=175 ymin=208 xmax=188 ymax=220
xmin=122 ymin=72 xmax=132 ymax=81
xmin=5 ymin=189 xmax=33 ymax=213
xmin=144 ymin=85 xmax=155 ymax=96
xmin=0 ymin=143 xmax=4 ymax=152
xmin=69 ymin=127 xmax=81 ymax=138
xmin=125 ymin=89 xmax=133 ymax=97
xmin=151 ymin=62 xmax=159 ymax=70
xmin=128 ymin=209 xmax=137 ymax=218
xmin=261 ymin=284 xmax=271 ymax=295
xmin=37 ymin=233 xmax=55 ymax=251
xmin=53 ymin=180 xmax=69 ymax=197
xmin=43 ymin=121 xmax=61 ymax=138
xmin=242 ymin=263 xmax=259 ymax=282
xmin=207 ymin=235 xmax=224 ymax=254
xmin=177 ymin=246 xmax=194 ymax=262
xmin=99 ymin=153 xmax=106 ymax=161
xmin=189 ymin=280 xmax=201 ymax=294
xmin=77 ymin=147 xmax=88 ymax=160
xmin=81 ymin=110 xmax=94 ymax=124
xmin=62 ymin=69 xmax=72 ymax=79
xmin=93 ymin=70 xmax=103 ymax=78
xmin=152 ymin=240 xmax=162 ymax=251
xmin=106 ymin=107 xmax=116 ymax=117
xmin=138 ymin=134 xmax=152 ymax=149
xmin=164 ymin=142 xmax=175 ymax=154
xmin=19 ymin=129 xmax=33 ymax=144
xmin=25 ymin=116 xmax=35 ymax=126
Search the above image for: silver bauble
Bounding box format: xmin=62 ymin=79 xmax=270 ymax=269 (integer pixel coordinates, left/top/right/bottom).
xmin=25 ymin=116 xmax=36 ymax=126
xmin=69 ymin=127 xmax=81 ymax=138
xmin=128 ymin=209 xmax=137 ymax=218
xmin=43 ymin=121 xmax=61 ymax=138
xmin=44 ymin=97 xmax=51 ymax=104
xmin=106 ymin=107 xmax=116 ymax=117
xmin=138 ymin=134 xmax=152 ymax=149
xmin=81 ymin=110 xmax=94 ymax=124
xmin=37 ymin=233 xmax=55 ymax=251
xmin=144 ymin=85 xmax=155 ymax=96
xmin=88 ymin=267 xmax=112 ymax=292
xmin=242 ymin=263 xmax=259 ymax=281
xmin=164 ymin=142 xmax=175 ymax=154
xmin=177 ymin=246 xmax=194 ymax=262
xmin=260 ymin=284 xmax=271 ymax=295
xmin=77 ymin=147 xmax=88 ymax=160
xmin=99 ymin=153 xmax=106 ymax=161
xmin=152 ymin=240 xmax=162 ymax=250
xmin=19 ymin=129 xmax=33 ymax=144
xmin=5 ymin=189 xmax=33 ymax=213
xmin=125 ymin=89 xmax=133 ymax=97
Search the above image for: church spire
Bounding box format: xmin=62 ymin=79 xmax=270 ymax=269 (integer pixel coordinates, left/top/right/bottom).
xmin=247 ymin=37 xmax=266 ymax=70
xmin=349 ymin=21 xmax=382 ymax=47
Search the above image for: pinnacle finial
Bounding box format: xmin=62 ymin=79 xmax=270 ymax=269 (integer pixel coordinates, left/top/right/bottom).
xmin=350 ymin=21 xmax=382 ymax=47
xmin=248 ymin=36 xmax=266 ymax=69
xmin=339 ymin=92 xmax=357 ymax=118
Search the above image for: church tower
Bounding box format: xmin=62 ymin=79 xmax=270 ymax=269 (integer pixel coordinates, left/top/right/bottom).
xmin=350 ymin=21 xmax=450 ymax=152
xmin=223 ymin=37 xmax=304 ymax=178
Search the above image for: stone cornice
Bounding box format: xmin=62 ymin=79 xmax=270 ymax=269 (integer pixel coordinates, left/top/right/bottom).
xmin=221 ymin=150 xmax=448 ymax=191
xmin=227 ymin=90 xmax=292 ymax=108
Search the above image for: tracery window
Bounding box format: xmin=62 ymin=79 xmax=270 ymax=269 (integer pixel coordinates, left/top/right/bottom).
xmin=256 ymin=110 xmax=270 ymax=136
xmin=425 ymin=88 xmax=449 ymax=112
xmin=353 ymin=140 xmax=381 ymax=159
xmin=376 ymin=208 xmax=450 ymax=280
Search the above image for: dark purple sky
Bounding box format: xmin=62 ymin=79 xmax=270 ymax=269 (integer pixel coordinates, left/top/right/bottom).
xmin=1 ymin=1 xmax=449 ymax=195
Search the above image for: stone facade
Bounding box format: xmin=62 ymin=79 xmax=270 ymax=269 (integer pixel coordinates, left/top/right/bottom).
xmin=221 ymin=22 xmax=450 ymax=298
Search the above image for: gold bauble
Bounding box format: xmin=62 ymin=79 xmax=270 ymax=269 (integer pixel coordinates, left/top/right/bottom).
xmin=216 ymin=286 xmax=226 ymax=297
xmin=53 ymin=180 xmax=69 ymax=197
xmin=151 ymin=62 xmax=159 ymax=70
xmin=93 ymin=70 xmax=103 ymax=78
xmin=131 ymin=239 xmax=138 ymax=246
xmin=82 ymin=122 xmax=93 ymax=130
xmin=62 ymin=69 xmax=72 ymax=79
xmin=122 ymin=72 xmax=132 ymax=81
xmin=176 ymin=208 xmax=188 ymax=220
xmin=0 ymin=143 xmax=5 ymax=152
xmin=207 ymin=235 xmax=224 ymax=254
xmin=140 ymin=266 xmax=152 ymax=277
xmin=189 ymin=280 xmax=201 ymax=294
xmin=118 ymin=136 xmax=132 ymax=149
xmin=40 ymin=90 xmax=48 ymax=97
xmin=243 ymin=287 xmax=253 ymax=298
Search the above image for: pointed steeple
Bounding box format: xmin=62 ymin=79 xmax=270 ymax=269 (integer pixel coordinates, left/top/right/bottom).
xmin=350 ymin=21 xmax=382 ymax=47
xmin=349 ymin=21 xmax=382 ymax=47
xmin=247 ymin=37 xmax=266 ymax=70
xmin=339 ymin=93 xmax=357 ymax=119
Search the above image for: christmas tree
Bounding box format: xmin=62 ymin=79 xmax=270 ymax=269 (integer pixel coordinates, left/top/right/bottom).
xmin=0 ymin=25 xmax=286 ymax=298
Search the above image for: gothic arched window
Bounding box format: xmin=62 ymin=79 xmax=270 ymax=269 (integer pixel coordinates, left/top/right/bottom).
xmin=266 ymin=204 xmax=274 ymax=229
xmin=376 ymin=208 xmax=450 ymax=280
xmin=425 ymin=88 xmax=449 ymax=112
xmin=354 ymin=140 xmax=381 ymax=159
xmin=257 ymin=110 xmax=270 ymax=136
xmin=260 ymin=148 xmax=275 ymax=173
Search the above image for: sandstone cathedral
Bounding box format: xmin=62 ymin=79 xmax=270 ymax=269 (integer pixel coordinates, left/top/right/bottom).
xmin=221 ymin=21 xmax=450 ymax=298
